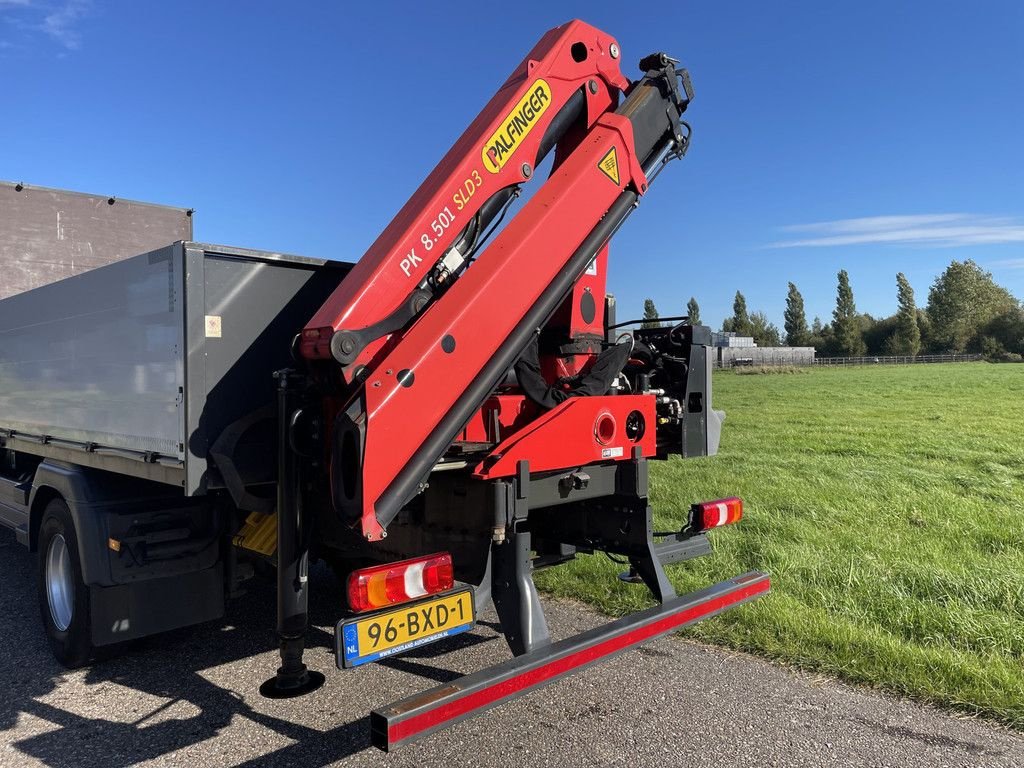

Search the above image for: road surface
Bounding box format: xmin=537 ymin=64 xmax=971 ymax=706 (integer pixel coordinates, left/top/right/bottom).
xmin=1 ymin=528 xmax=1020 ymax=767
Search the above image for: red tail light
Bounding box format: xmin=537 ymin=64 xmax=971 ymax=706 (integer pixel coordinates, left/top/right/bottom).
xmin=692 ymin=497 xmax=743 ymax=531
xmin=347 ymin=552 xmax=455 ymax=613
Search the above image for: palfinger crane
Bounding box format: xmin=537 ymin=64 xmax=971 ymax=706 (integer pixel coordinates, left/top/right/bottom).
xmin=0 ymin=19 xmax=768 ymax=753
xmin=265 ymin=19 xmax=769 ymax=748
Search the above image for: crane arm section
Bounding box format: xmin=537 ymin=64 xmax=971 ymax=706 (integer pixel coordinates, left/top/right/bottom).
xmin=300 ymin=20 xmax=630 ymax=379
xmin=320 ymin=31 xmax=693 ymax=540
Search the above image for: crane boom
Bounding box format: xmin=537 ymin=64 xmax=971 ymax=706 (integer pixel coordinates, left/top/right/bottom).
xmin=304 ymin=22 xmax=693 ymax=541
xmin=299 ymin=20 xmax=629 ymax=374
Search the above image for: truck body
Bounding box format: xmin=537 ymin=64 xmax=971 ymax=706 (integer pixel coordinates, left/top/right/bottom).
xmin=0 ymin=21 xmax=768 ymax=751
xmin=1 ymin=241 xmax=350 ymax=493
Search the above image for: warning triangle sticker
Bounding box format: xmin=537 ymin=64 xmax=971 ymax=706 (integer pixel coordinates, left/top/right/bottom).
xmin=598 ymin=147 xmax=620 ymax=185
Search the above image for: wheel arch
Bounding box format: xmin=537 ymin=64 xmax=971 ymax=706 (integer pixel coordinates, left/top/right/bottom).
xmin=27 ymin=461 xmax=113 ymax=586
xmin=28 ymin=484 xmax=64 ymax=552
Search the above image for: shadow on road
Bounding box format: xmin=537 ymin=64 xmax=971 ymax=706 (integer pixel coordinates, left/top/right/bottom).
xmin=0 ymin=527 xmax=495 ymax=767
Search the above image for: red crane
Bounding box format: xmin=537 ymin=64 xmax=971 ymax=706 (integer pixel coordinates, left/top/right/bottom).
xmin=269 ymin=19 xmax=768 ymax=749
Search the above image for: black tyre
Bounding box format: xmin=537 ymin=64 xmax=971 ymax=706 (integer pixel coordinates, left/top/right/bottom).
xmin=37 ymin=499 xmax=93 ymax=667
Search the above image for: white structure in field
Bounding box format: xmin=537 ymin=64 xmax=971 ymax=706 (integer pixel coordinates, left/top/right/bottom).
xmin=711 ymin=332 xmax=757 ymax=349
xmin=710 ymin=332 xmax=815 ymax=367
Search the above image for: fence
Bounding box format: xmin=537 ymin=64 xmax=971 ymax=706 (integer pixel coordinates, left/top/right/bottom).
xmin=814 ymin=353 xmax=983 ymax=367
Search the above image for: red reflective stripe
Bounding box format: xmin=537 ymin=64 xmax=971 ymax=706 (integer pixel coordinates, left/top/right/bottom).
xmin=387 ymin=575 xmax=770 ymax=744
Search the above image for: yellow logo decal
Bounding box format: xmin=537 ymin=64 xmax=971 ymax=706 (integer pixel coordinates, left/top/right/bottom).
xmin=598 ymin=147 xmax=620 ymax=185
xmin=482 ymin=79 xmax=552 ymax=174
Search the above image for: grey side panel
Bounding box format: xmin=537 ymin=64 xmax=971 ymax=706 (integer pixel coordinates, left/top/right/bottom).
xmin=0 ymin=180 xmax=192 ymax=300
xmin=183 ymin=250 xmax=351 ymax=495
xmin=0 ymin=498 xmax=27 ymax=535
xmin=0 ymin=434 xmax=183 ymax=487
xmin=1 ymin=237 xmax=350 ymax=493
xmin=682 ymin=343 xmax=724 ymax=457
xmin=0 ymin=246 xmax=186 ymax=461
xmin=183 ymin=246 xmax=208 ymax=495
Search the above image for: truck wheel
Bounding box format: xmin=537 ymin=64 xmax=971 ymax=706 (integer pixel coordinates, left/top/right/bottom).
xmin=37 ymin=499 xmax=93 ymax=668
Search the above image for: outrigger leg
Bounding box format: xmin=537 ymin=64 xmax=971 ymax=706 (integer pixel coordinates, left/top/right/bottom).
xmin=491 ymin=527 xmax=551 ymax=656
xmin=260 ymin=371 xmax=325 ymax=698
xmin=488 ymin=462 xmax=551 ymax=656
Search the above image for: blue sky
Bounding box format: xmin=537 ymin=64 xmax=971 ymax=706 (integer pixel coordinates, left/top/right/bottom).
xmin=2 ymin=1 xmax=1022 ymax=329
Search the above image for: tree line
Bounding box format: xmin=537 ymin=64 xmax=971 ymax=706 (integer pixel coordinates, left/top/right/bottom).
xmin=643 ymin=259 xmax=1024 ymax=360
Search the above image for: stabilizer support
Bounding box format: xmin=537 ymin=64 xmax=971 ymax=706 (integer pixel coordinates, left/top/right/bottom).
xmin=260 ymin=371 xmax=325 ymax=699
xmin=491 ymin=528 xmax=551 ymax=656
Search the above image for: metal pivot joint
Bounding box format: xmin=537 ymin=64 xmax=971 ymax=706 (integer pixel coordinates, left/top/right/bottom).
xmin=260 ymin=370 xmax=325 ymax=699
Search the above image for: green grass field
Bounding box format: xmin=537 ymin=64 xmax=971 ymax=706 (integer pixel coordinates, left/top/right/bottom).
xmin=535 ymin=362 xmax=1024 ymax=726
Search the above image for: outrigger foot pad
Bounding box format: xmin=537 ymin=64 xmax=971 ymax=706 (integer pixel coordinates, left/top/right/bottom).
xmin=260 ymin=667 xmax=326 ymax=699
xmin=618 ymin=567 xmax=644 ymax=584
xmin=260 ymin=636 xmax=326 ymax=699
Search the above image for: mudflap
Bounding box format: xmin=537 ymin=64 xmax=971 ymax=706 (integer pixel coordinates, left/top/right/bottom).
xmin=370 ymin=570 xmax=769 ymax=750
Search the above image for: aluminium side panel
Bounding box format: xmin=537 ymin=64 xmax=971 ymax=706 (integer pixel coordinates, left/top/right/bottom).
xmin=182 ymin=246 xmax=351 ymax=495
xmin=0 ymin=239 xmax=351 ymax=493
xmin=0 ymin=245 xmax=186 ymax=465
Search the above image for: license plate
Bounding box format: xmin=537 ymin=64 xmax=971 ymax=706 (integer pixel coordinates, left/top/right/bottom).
xmin=336 ymin=588 xmax=475 ymax=668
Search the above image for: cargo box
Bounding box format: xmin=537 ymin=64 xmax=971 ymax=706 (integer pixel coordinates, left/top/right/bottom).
xmin=0 ymin=242 xmax=351 ymax=494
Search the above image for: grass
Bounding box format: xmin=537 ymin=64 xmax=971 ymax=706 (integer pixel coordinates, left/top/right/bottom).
xmin=732 ymin=364 xmax=811 ymax=375
xmin=534 ymin=362 xmax=1024 ymax=726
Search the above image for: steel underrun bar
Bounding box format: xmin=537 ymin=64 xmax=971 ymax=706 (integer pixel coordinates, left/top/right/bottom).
xmin=370 ymin=571 xmax=770 ymax=750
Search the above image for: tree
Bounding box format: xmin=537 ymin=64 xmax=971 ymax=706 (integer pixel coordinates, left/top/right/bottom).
xmin=832 ymin=270 xmax=867 ymax=356
xmin=926 ymin=260 xmax=1018 ymax=352
xmin=808 ymin=316 xmax=829 ymax=351
xmin=885 ymin=272 xmax=921 ymax=356
xmin=642 ymin=298 xmax=661 ymax=328
xmin=749 ymin=311 xmax=781 ymax=346
xmin=864 ymin=314 xmax=898 ymax=356
xmin=911 ymin=309 xmax=931 ymax=352
xmin=976 ymin=306 xmax=1024 ymax=359
xmin=721 ymin=291 xmax=752 ymax=336
xmin=686 ymin=296 xmax=701 ymax=326
xmin=783 ymin=282 xmax=810 ymax=346
xmin=818 ymin=323 xmax=839 ymax=355
xmin=720 ymin=291 xmax=777 ymax=345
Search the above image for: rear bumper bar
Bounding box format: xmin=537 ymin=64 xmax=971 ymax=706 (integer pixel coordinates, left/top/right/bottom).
xmin=370 ymin=570 xmax=770 ymax=750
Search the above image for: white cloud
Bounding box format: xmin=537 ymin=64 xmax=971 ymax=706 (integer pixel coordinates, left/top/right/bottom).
xmin=0 ymin=1 xmax=89 ymax=51
xmin=40 ymin=0 xmax=88 ymax=50
xmin=768 ymin=213 xmax=1024 ymax=248
xmin=989 ymin=258 xmax=1024 ymax=270
xmin=0 ymin=0 xmax=30 ymax=52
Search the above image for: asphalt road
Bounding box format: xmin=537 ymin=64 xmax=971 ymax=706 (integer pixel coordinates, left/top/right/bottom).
xmin=1 ymin=527 xmax=1021 ymax=768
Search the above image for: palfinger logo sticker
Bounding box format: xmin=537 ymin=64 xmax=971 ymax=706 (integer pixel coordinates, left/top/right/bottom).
xmin=482 ymin=79 xmax=552 ymax=173
xmin=598 ymin=147 xmax=620 ymax=185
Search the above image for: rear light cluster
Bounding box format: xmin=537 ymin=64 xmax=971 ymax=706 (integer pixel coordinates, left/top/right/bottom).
xmin=692 ymin=497 xmax=743 ymax=531
xmin=347 ymin=552 xmax=454 ymax=613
